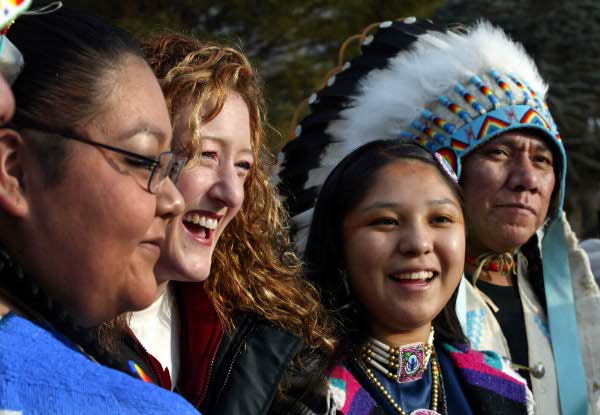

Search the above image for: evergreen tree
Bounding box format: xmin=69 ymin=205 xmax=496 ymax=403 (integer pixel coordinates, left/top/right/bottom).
xmin=76 ymin=0 xmax=441 ymax=149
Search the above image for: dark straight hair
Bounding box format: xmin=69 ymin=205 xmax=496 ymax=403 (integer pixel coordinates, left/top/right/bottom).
xmin=274 ymin=138 xmax=469 ymax=414
xmin=304 ymin=138 xmax=468 ymax=359
xmin=9 ymin=3 xmax=144 ymax=184
xmin=0 ymin=5 xmax=147 ymax=377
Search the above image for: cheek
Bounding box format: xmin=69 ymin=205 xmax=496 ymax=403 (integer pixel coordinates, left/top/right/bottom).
xmin=436 ymin=228 xmax=466 ymax=284
xmin=462 ymin=160 xmax=504 ymax=198
xmin=540 ymin=172 xmax=556 ymax=202
xmin=80 ymin=163 xmax=157 ymax=250
xmin=228 ymin=200 xmax=244 ymax=221
xmin=213 ymin=204 xmax=243 ymax=245
xmin=344 ymin=231 xmax=392 ymax=287
xmin=177 ymin=169 xmax=212 ymax=204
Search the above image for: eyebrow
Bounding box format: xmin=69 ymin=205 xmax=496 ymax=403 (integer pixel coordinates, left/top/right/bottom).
xmin=362 ymin=197 xmax=459 ymax=212
xmin=530 ymin=141 xmax=553 ymax=154
xmin=202 ymin=135 xmax=253 ymax=157
xmin=117 ymin=122 xmax=169 ymax=146
xmin=492 ymin=136 xmax=553 ymax=153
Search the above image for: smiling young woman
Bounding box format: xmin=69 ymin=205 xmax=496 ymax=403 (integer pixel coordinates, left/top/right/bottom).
xmin=280 ymin=139 xmax=532 ymax=415
xmin=341 ymin=159 xmax=466 ymax=342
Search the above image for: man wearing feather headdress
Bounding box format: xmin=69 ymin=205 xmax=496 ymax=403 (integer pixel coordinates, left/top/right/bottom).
xmin=276 ymin=18 xmax=600 ymax=414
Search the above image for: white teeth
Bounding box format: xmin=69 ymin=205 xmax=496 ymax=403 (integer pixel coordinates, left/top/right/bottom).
xmin=391 ymin=271 xmax=434 ymax=280
xmin=183 ymin=213 xmax=219 ymax=230
xmin=206 ymin=218 xmax=217 ymax=230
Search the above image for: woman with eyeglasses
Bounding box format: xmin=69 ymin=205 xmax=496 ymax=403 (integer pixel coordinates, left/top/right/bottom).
xmin=0 ymin=6 xmax=198 ymax=414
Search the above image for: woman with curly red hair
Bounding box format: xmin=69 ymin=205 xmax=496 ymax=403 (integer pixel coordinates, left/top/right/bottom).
xmin=117 ymin=32 xmax=334 ymax=415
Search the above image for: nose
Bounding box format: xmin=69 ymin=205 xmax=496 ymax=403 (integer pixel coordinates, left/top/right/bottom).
xmin=155 ymin=178 xmax=185 ymax=218
xmin=207 ymin=164 xmax=245 ymax=209
xmin=0 ymin=75 xmax=15 ymax=125
xmin=507 ymin=155 xmax=539 ymax=193
xmin=396 ymin=221 xmax=433 ymax=257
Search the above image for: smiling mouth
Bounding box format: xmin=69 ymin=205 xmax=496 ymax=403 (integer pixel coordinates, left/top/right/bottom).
xmin=388 ymin=271 xmax=436 ymax=284
xmin=182 ymin=212 xmax=219 ymax=240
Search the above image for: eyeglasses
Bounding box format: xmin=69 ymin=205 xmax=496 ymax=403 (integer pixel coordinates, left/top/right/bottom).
xmin=30 ymin=129 xmax=187 ymax=194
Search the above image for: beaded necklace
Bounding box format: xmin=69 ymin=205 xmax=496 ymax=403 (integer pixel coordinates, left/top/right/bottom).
xmin=358 ymin=354 xmax=443 ymax=415
xmin=359 ymin=327 xmax=444 ymax=415
xmin=465 ymin=252 xmax=517 ymax=312
xmin=363 ymin=327 xmax=434 ymax=383
xmin=465 ymin=253 xmax=516 ymax=274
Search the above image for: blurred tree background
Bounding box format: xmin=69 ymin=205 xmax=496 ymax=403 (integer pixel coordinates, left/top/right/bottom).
xmin=76 ymin=0 xmax=599 ymax=236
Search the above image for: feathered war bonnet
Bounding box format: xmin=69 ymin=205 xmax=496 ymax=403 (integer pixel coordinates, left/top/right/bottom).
xmin=276 ymin=18 xmax=587 ymax=414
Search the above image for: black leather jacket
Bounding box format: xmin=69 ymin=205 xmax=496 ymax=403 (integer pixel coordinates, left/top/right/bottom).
xmin=120 ymin=309 xmax=303 ymax=415
xmin=199 ymin=312 xmax=303 ymax=415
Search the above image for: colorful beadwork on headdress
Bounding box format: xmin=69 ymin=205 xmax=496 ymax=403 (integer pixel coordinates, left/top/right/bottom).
xmin=439 ymin=96 xmax=472 ymax=122
xmin=412 ymin=119 xmax=446 ymax=145
xmin=435 ymin=147 xmax=458 ymax=174
xmin=455 ymin=83 xmax=486 ymax=115
xmin=471 ymin=75 xmax=500 ymax=108
xmin=399 ymin=70 xmax=562 ymax=179
xmin=422 ymin=109 xmax=456 ymax=134
xmin=0 ymin=0 xmax=30 ymax=84
xmin=435 ymin=151 xmax=458 ymax=183
xmin=490 ymin=70 xmax=516 ymax=104
xmin=410 ymin=103 xmax=560 ymax=178
xmin=507 ymin=74 xmax=532 ymax=104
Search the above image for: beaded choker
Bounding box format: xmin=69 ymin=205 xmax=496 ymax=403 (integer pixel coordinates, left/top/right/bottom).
xmin=359 ymin=327 xmax=443 ymax=415
xmin=362 ymin=327 xmax=434 ymax=384
xmin=465 ymin=253 xmax=516 ymax=274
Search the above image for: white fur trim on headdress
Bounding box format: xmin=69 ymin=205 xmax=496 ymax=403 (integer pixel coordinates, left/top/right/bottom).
xmin=318 ymin=21 xmax=548 ymax=185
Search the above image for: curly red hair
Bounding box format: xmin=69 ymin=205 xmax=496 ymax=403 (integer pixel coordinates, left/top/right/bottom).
xmin=143 ymin=32 xmax=334 ymax=351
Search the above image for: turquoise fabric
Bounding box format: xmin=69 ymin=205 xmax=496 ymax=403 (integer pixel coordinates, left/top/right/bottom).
xmin=542 ymin=217 xmax=589 ymax=415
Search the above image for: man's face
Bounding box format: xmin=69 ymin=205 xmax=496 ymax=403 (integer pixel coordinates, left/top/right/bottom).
xmin=461 ymin=130 xmax=556 ymax=255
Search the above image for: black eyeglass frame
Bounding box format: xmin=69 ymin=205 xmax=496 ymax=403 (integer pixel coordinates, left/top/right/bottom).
xmin=16 ymin=126 xmax=187 ymax=194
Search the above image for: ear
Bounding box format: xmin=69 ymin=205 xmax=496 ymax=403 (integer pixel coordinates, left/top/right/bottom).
xmin=0 ymin=128 xmax=28 ymax=217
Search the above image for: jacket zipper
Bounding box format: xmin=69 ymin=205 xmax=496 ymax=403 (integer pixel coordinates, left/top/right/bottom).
xmin=126 ymin=327 xmax=168 ymax=389
xmin=195 ymin=327 xmax=225 ymax=408
xmin=213 ymin=319 xmax=256 ymax=406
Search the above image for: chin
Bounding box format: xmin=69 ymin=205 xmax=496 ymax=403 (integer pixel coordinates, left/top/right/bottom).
xmin=128 ymin=279 xmax=159 ymax=311
xmin=389 ymin=306 xmax=439 ymax=330
xmin=184 ymin=268 xmax=211 ymax=282
xmin=173 ymin=257 xmax=212 ymax=283
xmin=493 ymin=226 xmax=537 ymax=251
xmin=155 ymin=244 xmax=214 ymax=283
